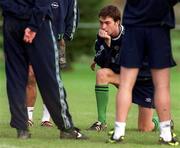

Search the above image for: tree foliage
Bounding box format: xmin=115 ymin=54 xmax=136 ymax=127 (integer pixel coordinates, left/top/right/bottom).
xmin=78 ymin=0 xmax=104 ymax=22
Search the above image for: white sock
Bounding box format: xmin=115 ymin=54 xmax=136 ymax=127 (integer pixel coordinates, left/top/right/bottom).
xmin=160 ymin=120 xmax=172 ymax=142
xmin=41 ymin=104 xmax=51 ymax=122
xmin=113 ymin=122 xmax=126 ymax=140
xmin=27 ymin=107 xmax=34 ymax=121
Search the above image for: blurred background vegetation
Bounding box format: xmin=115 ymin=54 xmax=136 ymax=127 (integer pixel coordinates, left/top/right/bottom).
xmin=0 ymin=0 xmax=180 ymax=68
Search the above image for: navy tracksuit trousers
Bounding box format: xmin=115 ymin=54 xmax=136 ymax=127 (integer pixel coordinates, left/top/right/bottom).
xmin=3 ymin=16 xmax=74 ymax=131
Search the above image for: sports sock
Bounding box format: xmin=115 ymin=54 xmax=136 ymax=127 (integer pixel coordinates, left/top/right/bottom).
xmin=113 ymin=122 xmax=126 ymax=140
xmin=27 ymin=107 xmax=34 ymax=121
xmin=152 ymin=116 xmax=159 ymax=131
xmin=160 ymin=120 xmax=172 ymax=141
xmin=95 ymin=84 xmax=109 ymax=124
xmin=41 ymin=104 xmax=51 ymax=122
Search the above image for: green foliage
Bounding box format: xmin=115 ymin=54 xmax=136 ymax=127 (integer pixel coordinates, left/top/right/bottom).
xmin=66 ymin=28 xmax=98 ymax=61
xmin=78 ymin=0 xmax=104 ymax=21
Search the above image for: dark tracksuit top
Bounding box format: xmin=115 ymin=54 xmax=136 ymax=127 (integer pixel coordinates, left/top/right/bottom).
xmin=0 ymin=0 xmax=74 ymax=131
xmin=0 ymin=0 xmax=53 ymax=31
xmin=94 ymin=26 xmax=151 ymax=80
xmin=51 ymin=0 xmax=79 ymax=41
xmin=123 ymin=0 xmax=179 ymax=28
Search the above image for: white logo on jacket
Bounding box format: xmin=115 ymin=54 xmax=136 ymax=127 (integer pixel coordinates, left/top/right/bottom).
xmin=51 ymin=1 xmax=59 ymax=9
xmin=95 ymin=45 xmax=104 ymax=57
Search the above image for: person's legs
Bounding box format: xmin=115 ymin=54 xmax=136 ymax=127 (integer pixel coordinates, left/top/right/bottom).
xmin=138 ymin=106 xmax=154 ymax=131
xmin=3 ymin=17 xmax=30 ymax=138
xmin=88 ymin=68 xmax=119 ymax=131
xmin=113 ymin=67 xmax=139 ymax=140
xmin=96 ymin=68 xmax=119 ymax=123
xmin=27 ymin=20 xmax=87 ymax=139
xmin=132 ymin=78 xmax=159 ymax=132
xmin=26 ymin=65 xmax=53 ymax=127
xmin=151 ymin=68 xmax=172 ymax=141
xmin=116 ymin=67 xmax=139 ymax=122
xmin=26 ymin=65 xmax=37 ymax=126
xmin=145 ymin=27 xmax=178 ymax=145
xmin=28 ymin=20 xmax=73 ymax=130
xmin=41 ymin=104 xmax=53 ymax=127
xmin=151 ymin=68 xmax=171 ymax=121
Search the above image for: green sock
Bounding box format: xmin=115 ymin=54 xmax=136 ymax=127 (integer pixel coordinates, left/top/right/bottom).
xmin=152 ymin=116 xmax=159 ymax=131
xmin=95 ymin=84 xmax=109 ymax=124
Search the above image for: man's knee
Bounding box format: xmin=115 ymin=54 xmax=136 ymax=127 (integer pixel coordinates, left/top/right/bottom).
xmin=96 ymin=69 xmax=110 ymax=83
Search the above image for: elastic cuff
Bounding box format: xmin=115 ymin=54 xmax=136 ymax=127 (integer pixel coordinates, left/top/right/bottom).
xmin=58 ymin=34 xmax=64 ymax=41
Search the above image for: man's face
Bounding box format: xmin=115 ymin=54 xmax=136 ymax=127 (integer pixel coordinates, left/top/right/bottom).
xmin=99 ymin=16 xmax=120 ymax=37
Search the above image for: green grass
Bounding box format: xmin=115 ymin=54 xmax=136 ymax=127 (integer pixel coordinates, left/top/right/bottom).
xmin=0 ymin=31 xmax=180 ymax=147
xmin=0 ymin=62 xmax=180 ymax=148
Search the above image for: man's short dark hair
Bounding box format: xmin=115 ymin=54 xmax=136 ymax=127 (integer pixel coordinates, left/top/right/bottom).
xmin=98 ymin=5 xmax=121 ymax=22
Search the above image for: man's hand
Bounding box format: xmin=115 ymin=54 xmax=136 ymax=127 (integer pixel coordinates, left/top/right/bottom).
xmin=90 ymin=61 xmax=96 ymax=71
xmin=58 ymin=39 xmax=67 ymax=67
xmin=98 ymin=29 xmax=110 ymax=39
xmin=98 ymin=29 xmax=111 ymax=47
xmin=23 ymin=28 xmax=36 ymax=43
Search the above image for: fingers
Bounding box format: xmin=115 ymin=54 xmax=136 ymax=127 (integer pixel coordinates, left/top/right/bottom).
xmin=23 ymin=28 xmax=36 ymax=43
xmin=90 ymin=62 xmax=96 ymax=71
xmin=23 ymin=28 xmax=30 ymax=43
xmin=91 ymin=65 xmax=95 ymax=71
xmin=98 ymin=29 xmax=107 ymax=37
xmin=98 ymin=29 xmax=110 ymax=39
xmin=23 ymin=35 xmax=32 ymax=43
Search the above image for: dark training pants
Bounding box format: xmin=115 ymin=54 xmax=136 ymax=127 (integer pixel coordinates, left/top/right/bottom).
xmin=3 ymin=16 xmax=73 ymax=131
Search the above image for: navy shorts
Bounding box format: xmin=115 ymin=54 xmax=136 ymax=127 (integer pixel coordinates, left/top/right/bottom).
xmin=132 ymin=78 xmax=154 ymax=108
xmin=120 ymin=26 xmax=176 ymax=68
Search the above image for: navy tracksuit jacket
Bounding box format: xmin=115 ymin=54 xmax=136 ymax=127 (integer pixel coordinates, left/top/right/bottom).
xmin=51 ymin=0 xmax=78 ymax=41
xmin=0 ymin=0 xmax=74 ymax=131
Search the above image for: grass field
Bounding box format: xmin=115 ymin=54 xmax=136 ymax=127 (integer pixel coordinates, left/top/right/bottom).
xmin=0 ymin=31 xmax=180 ymax=148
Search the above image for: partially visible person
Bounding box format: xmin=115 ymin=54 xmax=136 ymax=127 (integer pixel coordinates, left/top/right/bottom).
xmin=109 ymin=0 xmax=179 ymax=146
xmin=0 ymin=0 xmax=87 ymax=140
xmin=26 ymin=0 xmax=79 ymax=127
xmin=53 ymin=0 xmax=79 ymax=67
xmin=87 ymin=5 xmax=159 ymax=132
